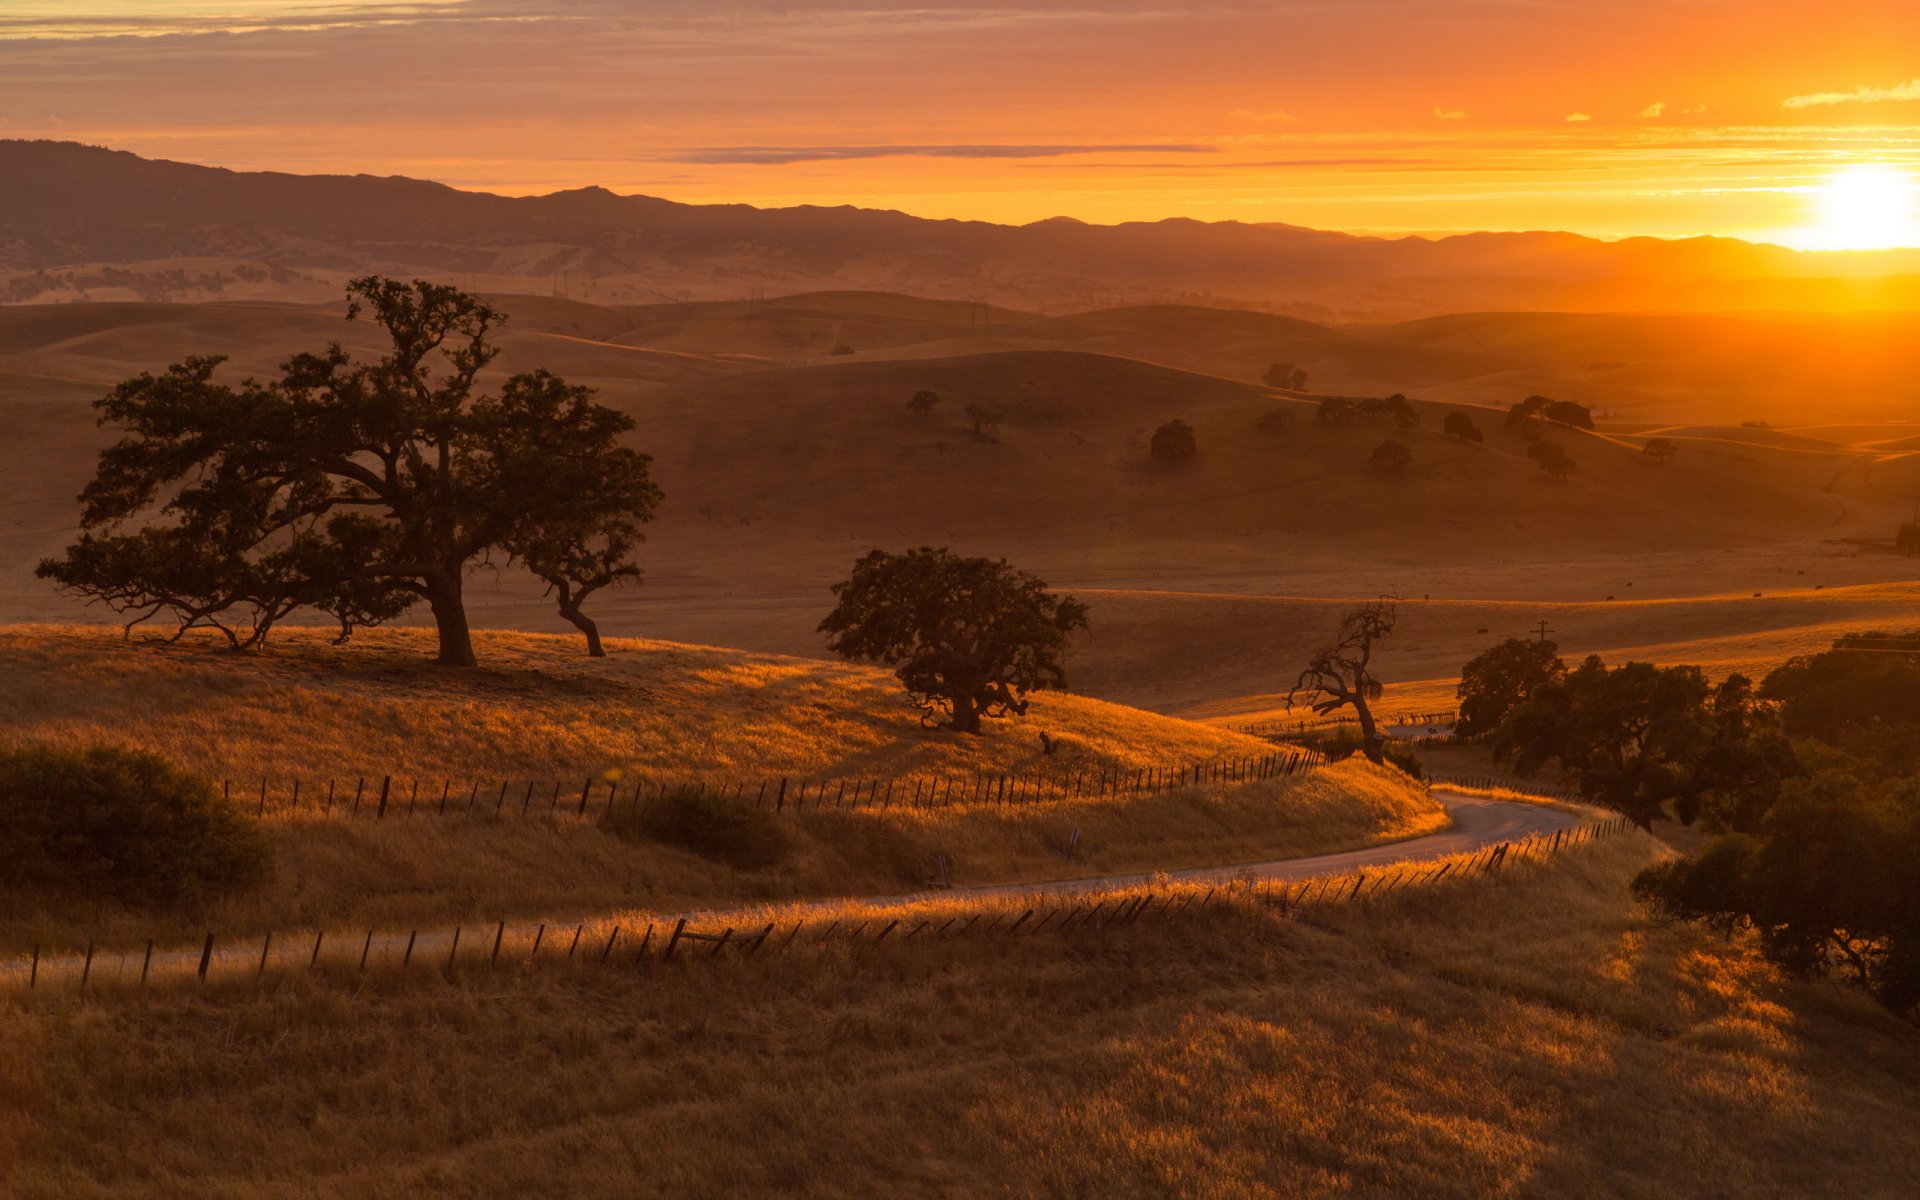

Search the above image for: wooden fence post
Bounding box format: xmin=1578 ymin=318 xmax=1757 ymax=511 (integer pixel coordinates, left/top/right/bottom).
xmin=198 ymin=932 xmax=215 ymax=982
xmin=143 ymin=939 xmax=155 ymax=984
xmin=663 ymin=917 xmax=688 ymax=960
xmin=491 ymin=921 xmax=506 ymax=966
xmin=258 ymin=931 xmax=273 ymax=976
xmin=447 ymin=927 xmax=461 ymax=970
xmin=376 ymin=776 xmax=392 ymax=819
xmin=598 ymin=926 xmax=620 ymax=964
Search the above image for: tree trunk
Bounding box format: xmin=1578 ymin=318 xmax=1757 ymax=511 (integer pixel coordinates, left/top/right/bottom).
xmin=949 ymin=692 xmax=981 ymax=735
xmin=1354 ymin=699 xmax=1385 ymax=764
xmin=425 ymin=574 xmax=477 ymax=667
xmin=559 ymin=602 xmax=605 ymax=658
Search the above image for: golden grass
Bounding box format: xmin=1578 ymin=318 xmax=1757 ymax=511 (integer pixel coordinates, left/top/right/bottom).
xmin=0 ymin=758 xmax=1441 ymax=956
xmin=4 ymin=837 xmax=1916 ymax=1198
xmin=0 ymin=623 xmax=1272 ymax=783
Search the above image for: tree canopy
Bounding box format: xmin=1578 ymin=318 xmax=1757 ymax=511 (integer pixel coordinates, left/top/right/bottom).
xmin=1507 ymin=394 xmax=1594 ymax=430
xmin=1442 ymin=411 xmax=1484 ymax=442
xmin=1455 ymin=637 xmax=1565 ymax=738
xmin=37 ymin=277 xmax=661 ymax=665
xmin=1528 ymin=440 xmax=1576 ymax=479
xmin=1369 ymin=439 xmax=1413 ymax=472
xmin=818 ymin=547 xmax=1089 ymax=734
xmin=1262 ymin=362 xmax=1308 ymax=390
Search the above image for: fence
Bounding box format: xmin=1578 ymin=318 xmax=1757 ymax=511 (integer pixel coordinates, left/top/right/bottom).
xmin=1427 ymin=772 xmax=1585 ymax=806
xmin=1240 ymin=711 xmax=1459 ymax=740
xmin=216 ymin=747 xmax=1329 ymax=824
xmin=5 ymin=814 xmax=1639 ymax=996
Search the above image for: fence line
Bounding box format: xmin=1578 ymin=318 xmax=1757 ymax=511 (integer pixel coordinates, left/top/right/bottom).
xmin=217 ymin=747 xmax=1330 ymax=824
xmin=1426 ymin=772 xmax=1585 ymax=806
xmin=1240 ymin=710 xmax=1460 ymax=739
xmin=5 ymin=815 xmax=1639 ymax=997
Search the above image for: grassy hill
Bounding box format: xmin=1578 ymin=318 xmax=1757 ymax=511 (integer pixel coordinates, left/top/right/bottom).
xmin=6 ymin=837 xmax=1917 ymax=1198
xmin=0 ymin=623 xmax=1443 ymax=956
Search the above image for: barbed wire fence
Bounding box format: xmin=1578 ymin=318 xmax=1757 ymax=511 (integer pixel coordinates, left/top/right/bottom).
xmin=215 ymin=747 xmax=1331 ymax=824
xmin=7 ymin=815 xmax=1639 ymax=997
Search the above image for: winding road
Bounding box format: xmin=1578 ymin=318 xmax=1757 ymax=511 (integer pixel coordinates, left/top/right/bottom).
xmin=2 ymin=789 xmax=1587 ymax=992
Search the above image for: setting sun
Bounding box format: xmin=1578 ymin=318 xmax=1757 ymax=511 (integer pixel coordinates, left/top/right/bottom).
xmin=1803 ymin=164 xmax=1920 ymax=250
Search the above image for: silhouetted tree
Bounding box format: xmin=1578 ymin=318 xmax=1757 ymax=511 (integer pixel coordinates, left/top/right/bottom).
xmin=1529 ymin=440 xmax=1575 ymax=479
xmin=963 ymin=401 xmax=1004 ymax=441
xmin=819 ymin=548 xmax=1088 ymax=734
xmin=1290 ymin=600 xmax=1396 ymax=764
xmin=1443 ymin=411 xmax=1484 ymax=442
xmin=907 ymin=390 xmax=941 ymax=417
xmin=1498 ymin=656 xmax=1715 ymax=828
xmin=1150 ymin=419 xmax=1198 ymax=464
xmin=1256 ymin=408 xmax=1297 ymax=434
xmin=1456 ymin=638 xmax=1565 ymax=738
xmin=1643 ymin=437 xmax=1678 ymax=464
xmin=36 ymin=277 xmax=660 ymax=666
xmin=1899 ymin=522 xmax=1920 ymax=556
xmin=1263 ymin=362 xmax=1309 ymax=390
xmin=1507 ymin=394 xmax=1594 ymax=430
xmin=1315 ymin=396 xmax=1356 ymax=426
xmin=1370 ymin=438 xmax=1413 ymax=472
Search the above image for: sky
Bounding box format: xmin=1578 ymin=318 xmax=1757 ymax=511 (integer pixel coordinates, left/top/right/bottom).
xmin=5 ymin=1 xmax=1920 ymax=246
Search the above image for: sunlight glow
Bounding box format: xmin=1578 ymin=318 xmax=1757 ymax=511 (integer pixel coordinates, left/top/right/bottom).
xmin=1801 ymin=165 xmax=1920 ymax=251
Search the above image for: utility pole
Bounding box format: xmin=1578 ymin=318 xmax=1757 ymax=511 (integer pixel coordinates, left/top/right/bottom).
xmin=1533 ymin=619 xmax=1554 ymax=643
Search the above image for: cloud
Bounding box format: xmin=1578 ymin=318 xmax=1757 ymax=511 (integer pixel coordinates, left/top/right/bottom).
xmin=1564 ymin=112 xmax=1591 ymax=122
xmin=1639 ymin=101 xmax=1665 ymax=118
xmin=663 ymin=144 xmax=1218 ymax=165
xmin=1433 ymin=107 xmax=1468 ymax=121
xmin=1784 ymin=79 xmax=1920 ymax=108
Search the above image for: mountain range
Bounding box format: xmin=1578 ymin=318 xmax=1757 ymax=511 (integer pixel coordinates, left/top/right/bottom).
xmin=5 ymin=140 xmax=1920 ymax=319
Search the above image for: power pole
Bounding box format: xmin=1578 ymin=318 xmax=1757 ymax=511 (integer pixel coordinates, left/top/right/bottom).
xmin=1533 ymin=619 xmax=1554 ymax=643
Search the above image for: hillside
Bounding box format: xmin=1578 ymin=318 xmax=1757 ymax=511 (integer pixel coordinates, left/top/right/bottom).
xmin=11 ymin=141 xmax=1920 ymax=319
xmin=0 ymin=622 xmax=1446 ymax=960
xmin=7 ymin=838 xmax=1918 ymax=1198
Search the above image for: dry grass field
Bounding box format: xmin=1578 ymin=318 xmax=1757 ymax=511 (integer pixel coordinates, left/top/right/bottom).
xmin=4 ymin=836 xmax=1916 ymax=1199
xmin=0 ymin=623 xmax=1443 ymax=954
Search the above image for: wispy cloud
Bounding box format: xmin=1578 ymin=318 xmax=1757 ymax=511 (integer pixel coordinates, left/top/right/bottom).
xmin=1433 ymin=107 xmax=1468 ymax=121
xmin=663 ymin=144 xmax=1217 ymax=165
xmin=1564 ymin=112 xmax=1591 ymax=122
xmin=1783 ymin=79 xmax=1920 ymax=108
xmin=1639 ymin=101 xmax=1665 ymax=118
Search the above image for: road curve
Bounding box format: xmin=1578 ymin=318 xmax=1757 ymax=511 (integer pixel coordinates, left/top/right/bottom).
xmin=2 ymin=789 xmax=1584 ymax=991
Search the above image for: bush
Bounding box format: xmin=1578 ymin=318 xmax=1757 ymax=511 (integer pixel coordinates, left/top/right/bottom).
xmin=1256 ymin=408 xmax=1296 ymax=434
xmin=1369 ymin=438 xmax=1413 ymax=472
xmin=0 ymin=745 xmax=269 ymax=905
xmin=606 ymin=785 xmax=791 ymax=870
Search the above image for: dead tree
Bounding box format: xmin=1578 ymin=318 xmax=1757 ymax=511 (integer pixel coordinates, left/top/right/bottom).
xmin=1289 ymin=600 xmax=1397 ymax=763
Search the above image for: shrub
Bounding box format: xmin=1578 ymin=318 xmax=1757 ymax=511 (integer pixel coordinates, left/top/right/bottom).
xmin=0 ymin=745 xmax=269 ymax=905
xmin=606 ymin=785 xmax=791 ymax=870
xmin=1150 ymin=419 xmax=1198 ymax=464
xmin=907 ymin=389 xmax=941 ymax=417
xmin=1443 ymin=411 xmax=1483 ymax=442
xmin=1256 ymin=408 xmax=1296 ymax=434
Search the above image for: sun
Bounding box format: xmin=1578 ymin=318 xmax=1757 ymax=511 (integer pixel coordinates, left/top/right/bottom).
xmin=1801 ymin=164 xmax=1920 ymax=251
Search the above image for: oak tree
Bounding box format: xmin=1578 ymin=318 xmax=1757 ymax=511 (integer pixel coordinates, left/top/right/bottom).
xmin=819 ymin=547 xmax=1088 ymax=734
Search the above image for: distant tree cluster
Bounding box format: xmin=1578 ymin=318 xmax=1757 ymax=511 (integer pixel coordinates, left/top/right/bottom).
xmin=1642 ymin=437 xmax=1678 ymax=464
xmin=907 ymin=389 xmax=941 ymax=417
xmin=1458 ymin=632 xmax=1920 ymax=1021
xmin=1256 ymin=408 xmax=1297 ymax=434
xmin=1506 ymin=394 xmax=1594 ymax=430
xmin=963 ymin=401 xmax=1004 ymax=441
xmin=1262 ymin=362 xmax=1309 ymax=390
xmin=1317 ymin=394 xmax=1419 ymax=429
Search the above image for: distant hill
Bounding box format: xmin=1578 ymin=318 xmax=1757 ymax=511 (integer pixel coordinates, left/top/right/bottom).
xmin=8 ymin=140 xmax=1920 ymax=319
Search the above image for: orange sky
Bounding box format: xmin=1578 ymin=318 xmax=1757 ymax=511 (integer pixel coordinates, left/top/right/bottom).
xmin=5 ymin=1 xmax=1920 ymax=245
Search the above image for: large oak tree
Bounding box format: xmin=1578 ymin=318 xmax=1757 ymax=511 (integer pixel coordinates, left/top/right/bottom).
xmin=38 ymin=277 xmax=661 ymax=666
